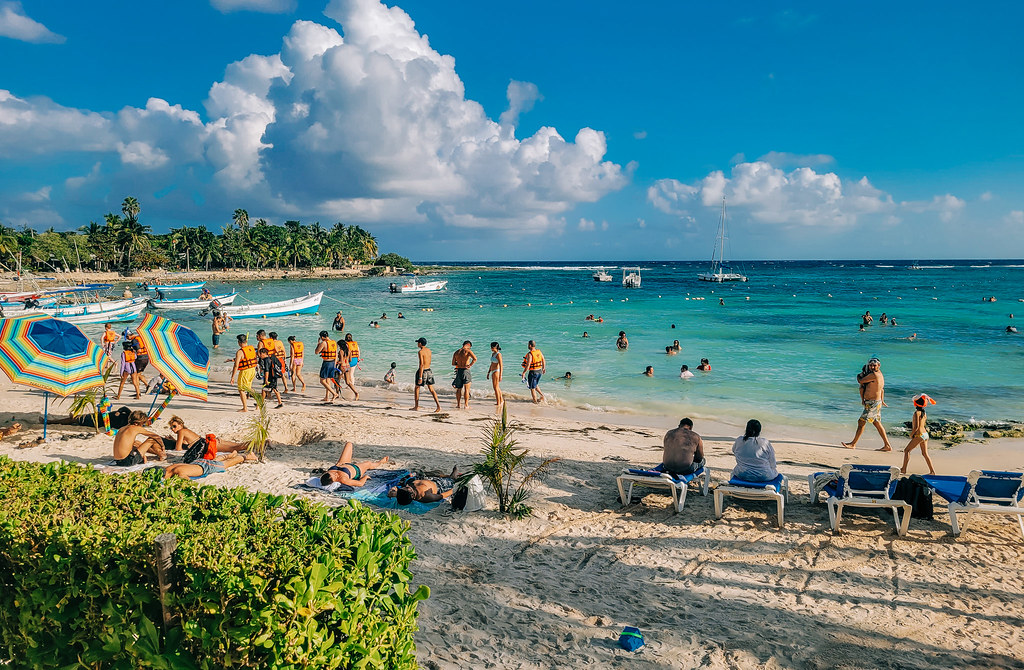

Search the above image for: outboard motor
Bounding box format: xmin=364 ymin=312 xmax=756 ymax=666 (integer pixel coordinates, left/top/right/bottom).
xmin=389 ymin=282 xmax=398 ymax=293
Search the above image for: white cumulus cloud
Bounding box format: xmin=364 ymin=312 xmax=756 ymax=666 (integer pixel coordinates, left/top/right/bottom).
xmin=578 ymin=217 xmax=595 ymax=231
xmin=1005 ymin=210 xmax=1024 ymax=225
xmin=901 ymin=194 xmax=965 ymax=223
xmin=0 ymin=2 xmax=64 ymax=43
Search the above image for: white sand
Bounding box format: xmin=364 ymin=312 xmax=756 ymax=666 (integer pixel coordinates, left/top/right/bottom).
xmin=2 ymin=374 xmax=1023 ymax=669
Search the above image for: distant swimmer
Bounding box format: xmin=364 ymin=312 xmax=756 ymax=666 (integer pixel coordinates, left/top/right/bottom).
xmin=665 ymin=346 xmax=677 ymax=355
xmin=679 ymin=365 xmax=694 ymax=378
xmin=890 ymin=318 xmax=898 ymax=326
xmin=1008 ymin=326 xmax=1018 ymax=334
xmin=880 ymin=312 xmax=888 ymax=325
xmin=643 ymin=366 xmax=654 ymax=377
xmin=397 ymin=312 xmax=405 ymax=319
xmin=862 ymin=311 xmax=873 ymax=327
xmin=671 ymin=324 xmax=676 ymax=329
xmin=585 ymin=314 xmax=595 ymax=321
xmin=697 ymin=358 xmax=711 ymax=372
xmin=380 ymin=313 xmax=388 ymax=320
xmin=719 ymin=298 xmax=725 ymax=306
xmin=556 ymin=371 xmax=572 ymax=381
xmin=582 ymin=331 xmax=590 ymax=338
xmin=859 ymin=324 xmax=866 ymax=332
xmin=616 ymin=331 xmax=629 ymax=350
xmin=672 ymin=340 xmax=681 ymax=351
xmin=903 ymin=333 xmax=918 ymax=341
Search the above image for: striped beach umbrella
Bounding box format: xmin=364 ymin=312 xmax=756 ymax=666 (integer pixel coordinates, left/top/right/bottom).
xmin=136 ymin=313 xmax=209 ymax=401
xmin=0 ymin=314 xmax=104 ymax=396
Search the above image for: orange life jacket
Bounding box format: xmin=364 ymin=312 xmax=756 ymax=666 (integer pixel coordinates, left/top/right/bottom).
xmin=123 ymin=350 xmax=136 ymax=363
xmin=346 ymin=340 xmax=360 ymax=359
xmin=130 ymin=334 xmax=148 ymax=356
xmin=291 ymin=341 xmax=304 ymax=357
xmin=238 ymin=344 xmax=258 ymax=370
xmin=320 ymin=340 xmax=337 ymax=360
xmin=102 ymin=330 xmax=118 ymax=343
xmin=527 ymin=349 xmax=544 ymax=370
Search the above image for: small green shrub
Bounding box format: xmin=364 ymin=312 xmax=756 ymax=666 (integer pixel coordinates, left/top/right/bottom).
xmin=0 ymin=457 xmax=428 ymax=669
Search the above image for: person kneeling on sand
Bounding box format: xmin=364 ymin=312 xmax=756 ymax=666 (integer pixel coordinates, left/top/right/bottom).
xmin=164 ymin=452 xmax=251 ymax=481
xmin=112 ymin=411 xmax=166 ymax=465
xmin=314 ymin=441 xmax=391 ymax=488
xmin=388 ymin=466 xmax=461 ymax=505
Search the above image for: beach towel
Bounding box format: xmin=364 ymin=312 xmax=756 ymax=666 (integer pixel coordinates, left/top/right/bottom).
xmin=893 ymin=474 xmax=934 ymax=519
xmin=293 ymin=468 xmax=443 ymax=514
xmin=93 ymin=461 xmax=150 ymax=474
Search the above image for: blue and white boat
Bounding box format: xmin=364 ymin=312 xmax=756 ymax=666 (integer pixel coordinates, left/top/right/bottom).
xmin=147 ymin=292 xmax=238 ymax=309
xmin=218 ymin=292 xmax=323 ymax=319
xmin=145 ymin=281 xmax=206 ymax=292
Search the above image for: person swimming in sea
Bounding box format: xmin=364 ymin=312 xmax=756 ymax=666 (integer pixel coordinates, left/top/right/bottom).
xmin=555 ymin=371 xmax=572 ymax=381
xmin=643 ymin=366 xmax=654 ymax=377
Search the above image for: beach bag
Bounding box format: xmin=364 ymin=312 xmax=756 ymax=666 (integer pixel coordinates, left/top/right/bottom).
xmin=894 ymin=475 xmax=934 ymax=520
xmin=451 ymin=475 xmax=486 ymax=512
xmin=618 ymin=627 xmax=644 ymax=652
xmin=182 ymin=437 xmax=208 ymax=464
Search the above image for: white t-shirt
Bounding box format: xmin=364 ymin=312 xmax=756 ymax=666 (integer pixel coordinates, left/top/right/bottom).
xmin=679 ymin=370 xmax=694 ymax=378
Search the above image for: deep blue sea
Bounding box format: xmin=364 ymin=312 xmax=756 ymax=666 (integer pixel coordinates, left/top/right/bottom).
xmin=92 ymin=260 xmax=1024 ymax=430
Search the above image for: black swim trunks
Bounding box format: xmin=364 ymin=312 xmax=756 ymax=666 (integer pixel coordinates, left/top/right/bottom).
xmin=136 ymin=354 xmax=150 ymax=374
xmin=113 ymin=448 xmax=143 ymax=467
xmin=452 ymin=368 xmax=471 ymax=389
xmin=416 ymin=368 xmax=435 ymax=386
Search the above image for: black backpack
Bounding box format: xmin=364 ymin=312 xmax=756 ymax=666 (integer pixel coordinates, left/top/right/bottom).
xmin=893 ymin=475 xmax=934 ymax=520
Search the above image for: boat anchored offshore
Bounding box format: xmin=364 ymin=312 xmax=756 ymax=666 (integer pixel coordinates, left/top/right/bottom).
xmin=389 ymin=276 xmax=448 ymax=293
xmin=218 ymin=292 xmax=323 ymax=319
xmin=143 ymin=281 xmax=206 ymax=292
xmin=622 ymin=267 xmax=642 ymax=288
xmin=147 ymin=292 xmax=239 ymax=310
xmin=592 ymin=267 xmax=613 ymax=282
xmin=698 ymin=198 xmax=747 ymax=283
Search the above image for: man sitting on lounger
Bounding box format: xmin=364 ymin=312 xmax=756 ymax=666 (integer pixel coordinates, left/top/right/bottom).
xmin=388 ymin=466 xmax=461 ymax=505
xmin=164 ymin=452 xmax=252 ymax=481
xmin=662 ymin=417 xmax=706 ymax=476
xmin=316 ymin=441 xmax=391 ymax=488
xmin=112 ymin=411 xmax=166 ymax=465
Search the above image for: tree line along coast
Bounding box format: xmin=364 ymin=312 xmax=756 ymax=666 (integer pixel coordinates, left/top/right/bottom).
xmin=0 ymin=196 xmax=413 ymax=276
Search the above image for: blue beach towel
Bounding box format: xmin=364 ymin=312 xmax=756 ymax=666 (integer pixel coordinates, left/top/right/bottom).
xmin=294 ymin=468 xmax=443 ymax=514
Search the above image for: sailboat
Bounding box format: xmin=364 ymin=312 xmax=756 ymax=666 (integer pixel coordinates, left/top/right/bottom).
xmin=698 ymin=198 xmax=747 ymax=283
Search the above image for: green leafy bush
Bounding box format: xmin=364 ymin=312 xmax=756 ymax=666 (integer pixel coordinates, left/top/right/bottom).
xmin=0 ymin=457 xmax=428 ymax=669
xmin=373 ymin=253 xmax=413 ymax=270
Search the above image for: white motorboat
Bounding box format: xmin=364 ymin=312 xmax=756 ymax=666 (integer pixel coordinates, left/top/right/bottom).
xmin=40 ymin=297 xmax=144 ymax=319
xmin=144 ymin=281 xmax=206 ymax=292
xmin=54 ymin=301 xmax=148 ymax=324
xmin=698 ymin=198 xmax=748 ymax=282
xmin=148 ymin=292 xmax=239 ymax=309
xmin=389 ymin=276 xmax=448 ymax=293
xmin=219 ymin=292 xmax=323 ymax=319
xmin=592 ymin=268 xmax=613 ymax=282
xmin=622 ymin=267 xmax=642 ymax=288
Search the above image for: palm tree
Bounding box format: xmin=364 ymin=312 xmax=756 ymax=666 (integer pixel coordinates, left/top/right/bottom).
xmin=233 ymin=208 xmax=249 ymax=231
xmin=117 ymin=219 xmax=152 ymax=271
xmin=122 ymin=197 xmax=140 ymax=224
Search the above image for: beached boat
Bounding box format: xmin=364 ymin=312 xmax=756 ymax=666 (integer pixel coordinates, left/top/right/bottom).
xmin=698 ymin=198 xmax=748 ymax=282
xmin=592 ymin=268 xmax=613 ymax=282
xmin=622 ymin=267 xmax=642 ymax=288
xmin=144 ymin=281 xmax=206 ymax=292
xmin=389 ymin=276 xmax=448 ymax=293
xmin=48 ymin=300 xmax=148 ymax=324
xmin=218 ymin=292 xmax=323 ymax=319
xmin=147 ymin=292 xmax=239 ymax=309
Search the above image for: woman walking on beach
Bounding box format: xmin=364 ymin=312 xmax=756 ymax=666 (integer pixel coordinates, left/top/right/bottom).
xmin=287 ymin=336 xmax=306 ymax=393
xmin=335 ymin=339 xmax=359 ymax=400
xmin=487 ymin=341 xmax=503 ymax=406
xmin=901 ymin=394 xmax=937 ymax=475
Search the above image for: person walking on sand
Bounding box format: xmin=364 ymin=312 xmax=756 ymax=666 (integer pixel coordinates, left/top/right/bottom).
xmin=521 ymin=340 xmax=546 ymax=403
xmin=229 ymin=334 xmax=259 ymax=412
xmin=335 ymin=338 xmax=359 ymax=401
xmin=258 ymin=347 xmax=284 ymax=409
xmin=315 ymin=331 xmax=339 ymax=403
xmin=413 ymin=337 xmax=441 ymax=412
xmin=451 ymin=340 xmax=477 ymax=409
xmin=287 ymin=336 xmax=306 ymax=392
xmin=115 ymin=341 xmax=141 ymax=400
xmin=842 ymin=357 xmax=894 ymax=451
xmin=212 ymin=314 xmax=226 ymax=350
xmin=101 ymin=322 xmax=118 ymax=359
xmin=487 ymin=341 xmax=503 ymax=406
xmin=268 ymin=331 xmax=288 ymax=394
xmin=901 ymin=394 xmax=937 ymax=475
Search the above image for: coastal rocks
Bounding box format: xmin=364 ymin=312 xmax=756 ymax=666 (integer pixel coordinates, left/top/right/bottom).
xmin=983 ymin=427 xmax=1024 ymax=439
xmin=901 ymin=419 xmax=1024 ymax=444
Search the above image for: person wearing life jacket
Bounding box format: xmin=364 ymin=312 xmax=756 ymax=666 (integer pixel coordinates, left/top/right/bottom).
xmin=344 ymin=333 xmax=360 ymax=368
xmin=115 ymin=341 xmax=141 ymax=400
xmin=287 ymin=335 xmax=306 ymax=393
xmin=126 ymin=328 xmax=150 ymax=386
xmin=521 ymin=340 xmax=546 ymax=403
xmin=229 ymin=334 xmax=259 ymax=412
xmin=315 ymin=331 xmax=339 ymax=403
xmin=335 ymin=339 xmax=359 ymax=401
xmin=101 ymin=322 xmax=119 ymax=361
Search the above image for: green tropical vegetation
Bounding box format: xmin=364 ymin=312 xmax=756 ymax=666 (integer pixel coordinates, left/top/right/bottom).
xmin=0 ymin=197 xmax=392 ymax=274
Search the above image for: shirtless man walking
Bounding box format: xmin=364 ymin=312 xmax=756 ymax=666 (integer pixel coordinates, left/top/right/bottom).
xmin=112 ymin=410 xmax=166 ymax=465
xmin=451 ymin=340 xmax=477 ymax=409
xmin=413 ymin=337 xmax=441 ymax=412
xmin=842 ymin=357 xmax=893 ymax=450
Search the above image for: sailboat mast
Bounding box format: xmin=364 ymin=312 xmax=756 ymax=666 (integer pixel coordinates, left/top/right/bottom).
xmin=718 ymin=198 xmax=726 ymax=270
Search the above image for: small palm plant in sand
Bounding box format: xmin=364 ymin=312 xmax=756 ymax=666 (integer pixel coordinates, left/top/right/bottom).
xmin=470 ymin=405 xmax=559 ymax=519
xmin=244 ymin=386 xmax=270 ymax=462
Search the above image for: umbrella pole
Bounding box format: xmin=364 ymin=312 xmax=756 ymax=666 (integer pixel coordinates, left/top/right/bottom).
xmin=148 ymin=387 xmax=161 ymax=415
xmin=43 ymin=391 xmax=49 ymax=441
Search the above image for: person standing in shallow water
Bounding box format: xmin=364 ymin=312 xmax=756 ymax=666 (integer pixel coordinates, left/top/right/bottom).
xmin=451 ymin=340 xmax=477 ymax=409
xmin=413 ymin=337 xmax=441 ymax=413
xmin=487 ymin=342 xmax=503 ymax=406
xmin=521 ymin=340 xmax=546 ymax=403
xmin=616 ymin=331 xmax=629 ymax=350
xmin=842 ymin=357 xmax=893 ymax=451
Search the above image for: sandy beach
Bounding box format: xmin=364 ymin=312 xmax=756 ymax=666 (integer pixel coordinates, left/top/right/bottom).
xmin=2 ymin=372 xmax=1023 ymax=670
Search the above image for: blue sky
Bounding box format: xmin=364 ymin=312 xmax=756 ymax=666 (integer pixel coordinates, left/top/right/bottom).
xmin=0 ymin=0 xmax=1022 ymax=260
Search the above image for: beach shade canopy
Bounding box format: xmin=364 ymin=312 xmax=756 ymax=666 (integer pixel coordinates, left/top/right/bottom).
xmin=0 ymin=314 xmax=105 ymax=396
xmin=136 ymin=313 xmax=209 ymax=400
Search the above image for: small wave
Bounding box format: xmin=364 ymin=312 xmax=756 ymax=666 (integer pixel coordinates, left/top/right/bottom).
xmin=917 ymin=265 xmax=954 ymax=269
xmin=970 ymin=265 xmax=992 ymax=268
xmin=875 ymin=265 xmax=894 ymax=268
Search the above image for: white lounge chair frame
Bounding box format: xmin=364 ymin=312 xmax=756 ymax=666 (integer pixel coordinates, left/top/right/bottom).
xmin=948 ymin=470 xmax=1024 ymax=539
xmin=827 ymin=464 xmax=911 ymax=536
xmin=617 ymin=468 xmax=710 ymax=513
xmin=713 ymin=476 xmax=789 ymax=528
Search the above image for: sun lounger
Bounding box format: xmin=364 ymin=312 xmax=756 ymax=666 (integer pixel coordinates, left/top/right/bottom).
xmin=922 ymin=471 xmax=1024 ymax=539
xmin=713 ymin=474 xmax=788 ymax=528
xmin=616 ymin=464 xmax=710 ymax=513
xmin=824 ymin=464 xmax=910 ymax=536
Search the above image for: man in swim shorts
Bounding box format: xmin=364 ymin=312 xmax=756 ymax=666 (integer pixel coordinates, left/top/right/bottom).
xmin=662 ymin=418 xmax=705 ymax=476
xmin=451 ymin=340 xmax=477 ymax=409
xmin=163 ymin=452 xmax=250 ymax=481
xmin=315 ymin=331 xmax=339 ymax=403
xmin=229 ymin=334 xmax=259 ymax=412
xmin=413 ymin=337 xmax=441 ymax=412
xmin=111 ymin=410 xmax=165 ymax=465
xmin=521 ymin=340 xmax=546 ymax=403
xmin=842 ymin=357 xmax=893 ymax=451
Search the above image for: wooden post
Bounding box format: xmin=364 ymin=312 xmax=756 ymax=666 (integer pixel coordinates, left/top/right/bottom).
xmin=154 ymin=533 xmax=178 ymax=630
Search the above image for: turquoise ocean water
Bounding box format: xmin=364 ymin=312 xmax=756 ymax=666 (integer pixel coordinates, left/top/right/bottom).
xmin=100 ymin=260 xmax=1024 ymax=430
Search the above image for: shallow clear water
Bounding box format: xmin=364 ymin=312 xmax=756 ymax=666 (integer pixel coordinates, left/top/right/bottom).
xmin=88 ymin=260 xmax=1024 ymax=429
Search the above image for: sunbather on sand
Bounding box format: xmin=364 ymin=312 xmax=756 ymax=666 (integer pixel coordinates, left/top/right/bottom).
xmin=166 ymin=416 xmax=249 ymax=453
xmin=388 ymin=466 xmax=461 ymax=505
xmin=0 ymin=423 xmax=22 ymax=440
xmin=316 ymin=441 xmax=391 ymax=488
xmin=112 ymin=411 xmax=166 ymax=465
xmin=164 ymin=452 xmax=253 ymax=480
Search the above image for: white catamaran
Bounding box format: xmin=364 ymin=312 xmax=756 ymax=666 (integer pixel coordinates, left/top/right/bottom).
xmin=698 ymin=198 xmax=747 ymax=283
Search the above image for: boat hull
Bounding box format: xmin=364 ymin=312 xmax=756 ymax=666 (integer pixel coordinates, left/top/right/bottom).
xmin=146 ymin=282 xmax=206 ymax=291
xmin=57 ymin=302 xmax=147 ymax=324
xmin=219 ymin=292 xmax=323 ymax=319
xmin=148 ymin=293 xmax=238 ymax=309
xmin=697 ymin=273 xmax=748 ymax=282
xmin=396 ymin=281 xmax=447 ymax=293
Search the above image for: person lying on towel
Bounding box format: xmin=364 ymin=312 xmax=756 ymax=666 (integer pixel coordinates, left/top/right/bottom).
xmin=315 ymin=441 xmax=391 ymax=488
xmin=164 ymin=452 xmax=252 ymax=481
xmin=388 ymin=466 xmax=461 ymax=505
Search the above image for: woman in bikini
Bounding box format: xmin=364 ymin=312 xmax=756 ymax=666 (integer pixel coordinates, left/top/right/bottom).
xmin=287 ymin=336 xmax=306 ymax=393
xmin=318 ymin=441 xmax=391 ymax=487
xmin=901 ymin=394 xmax=937 ymax=475
xmin=487 ymin=341 xmax=503 ymax=406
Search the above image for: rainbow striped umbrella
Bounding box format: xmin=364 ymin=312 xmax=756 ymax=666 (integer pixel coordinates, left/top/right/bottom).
xmin=0 ymin=314 xmax=104 ymax=396
xmin=136 ymin=313 xmax=209 ymax=401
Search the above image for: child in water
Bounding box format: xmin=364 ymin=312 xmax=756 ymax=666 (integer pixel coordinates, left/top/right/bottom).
xmin=901 ymin=393 xmax=936 ymax=475
xmin=384 ymin=362 xmax=397 ymax=385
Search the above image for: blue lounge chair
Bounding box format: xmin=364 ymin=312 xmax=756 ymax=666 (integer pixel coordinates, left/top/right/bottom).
xmin=616 ymin=464 xmax=710 ymax=513
xmin=713 ymin=474 xmax=789 ymax=528
xmin=923 ymin=471 xmax=1024 ymax=539
xmin=821 ymin=464 xmax=910 ymax=536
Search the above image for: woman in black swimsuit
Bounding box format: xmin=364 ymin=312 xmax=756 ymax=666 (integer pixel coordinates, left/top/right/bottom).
xmin=318 ymin=441 xmax=391 ymax=487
